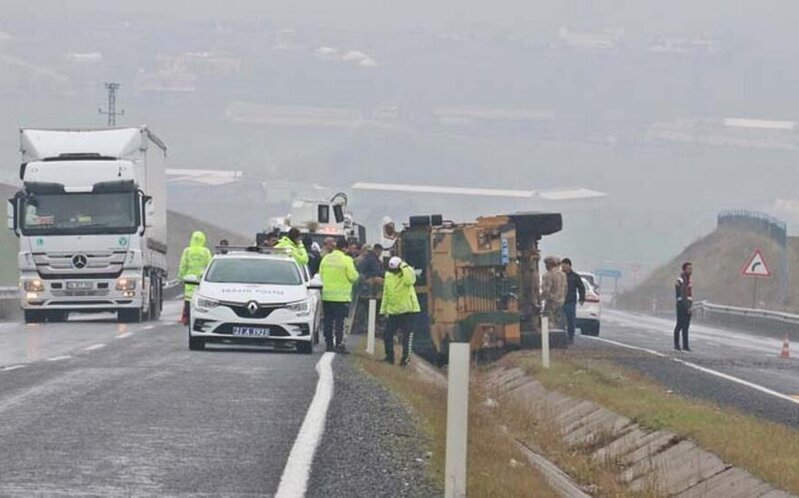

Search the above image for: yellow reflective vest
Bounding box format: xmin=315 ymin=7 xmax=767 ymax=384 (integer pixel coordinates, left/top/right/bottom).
xmin=380 ymin=263 xmax=421 ymax=315
xmin=178 ymin=231 xmax=212 ymax=300
xmin=275 ymin=236 xmax=309 ymax=266
xmin=319 ymin=250 xmax=359 ymax=302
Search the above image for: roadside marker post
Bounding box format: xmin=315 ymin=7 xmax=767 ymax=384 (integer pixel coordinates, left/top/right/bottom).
xmin=445 ymin=343 xmax=470 ymax=498
xmin=366 ymin=299 xmax=377 ymax=355
xmin=542 ymin=317 xmax=550 ymax=369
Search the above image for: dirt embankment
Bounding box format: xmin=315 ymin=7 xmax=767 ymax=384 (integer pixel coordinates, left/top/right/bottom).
xmin=620 ymin=225 xmax=797 ymax=312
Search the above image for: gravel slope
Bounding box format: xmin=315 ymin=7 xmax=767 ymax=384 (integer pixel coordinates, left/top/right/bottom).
xmin=308 ymin=356 xmax=441 ymax=498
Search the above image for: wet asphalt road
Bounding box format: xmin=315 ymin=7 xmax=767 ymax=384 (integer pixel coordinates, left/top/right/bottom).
xmin=0 ymin=301 xmax=438 ymax=497
xmin=578 ymin=309 xmax=799 ymax=428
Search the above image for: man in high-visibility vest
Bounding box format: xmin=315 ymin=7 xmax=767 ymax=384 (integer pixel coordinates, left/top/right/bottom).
xmin=275 ymin=227 xmax=309 ymax=266
xmin=319 ymin=237 xmax=359 ymax=352
xmin=380 ymin=256 xmax=420 ymax=366
xmin=178 ymin=231 xmax=212 ymax=325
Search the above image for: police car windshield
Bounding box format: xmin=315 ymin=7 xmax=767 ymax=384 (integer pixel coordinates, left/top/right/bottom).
xmin=205 ymin=258 xmax=302 ymax=285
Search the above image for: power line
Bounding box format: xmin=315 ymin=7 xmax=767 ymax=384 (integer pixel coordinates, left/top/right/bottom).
xmin=98 ymin=82 xmax=124 ymax=127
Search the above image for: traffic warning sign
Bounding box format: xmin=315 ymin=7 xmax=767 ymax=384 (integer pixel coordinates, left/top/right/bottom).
xmin=742 ymin=249 xmax=771 ymax=277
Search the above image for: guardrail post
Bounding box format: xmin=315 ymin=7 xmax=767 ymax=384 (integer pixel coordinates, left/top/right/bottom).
xmin=366 ymin=299 xmax=376 ymax=355
xmin=445 ymin=343 xmax=470 ymax=498
xmin=542 ymin=317 xmax=550 ymax=369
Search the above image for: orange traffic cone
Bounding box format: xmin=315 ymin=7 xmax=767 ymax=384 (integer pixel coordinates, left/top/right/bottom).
xmin=780 ymin=334 xmax=791 ymax=359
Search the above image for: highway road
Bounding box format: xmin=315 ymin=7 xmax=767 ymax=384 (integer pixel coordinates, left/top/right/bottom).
xmin=0 ymin=300 xmax=437 ymax=497
xmin=578 ymin=309 xmax=799 ymax=428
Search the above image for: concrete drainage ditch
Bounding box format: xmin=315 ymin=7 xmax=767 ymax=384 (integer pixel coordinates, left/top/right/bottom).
xmin=485 ymin=366 xmax=795 ymax=498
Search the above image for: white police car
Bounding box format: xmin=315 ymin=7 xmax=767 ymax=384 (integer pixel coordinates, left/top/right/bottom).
xmin=187 ymin=247 xmax=321 ymax=353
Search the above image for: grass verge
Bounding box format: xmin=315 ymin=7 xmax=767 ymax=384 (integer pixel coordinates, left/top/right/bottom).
xmin=504 ymin=349 xmax=799 ymax=495
xmin=354 ymin=342 xmax=560 ymax=498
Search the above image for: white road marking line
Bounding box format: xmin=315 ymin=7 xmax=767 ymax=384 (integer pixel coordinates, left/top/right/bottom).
xmin=84 ymin=343 xmax=106 ymax=351
xmin=2 ymin=365 xmax=26 ymax=372
xmin=46 ymin=355 xmax=72 ymax=362
xmin=585 ymin=336 xmax=667 ymax=357
xmin=275 ymin=352 xmax=335 ymax=498
xmin=116 ymin=332 xmax=133 ymax=339
xmin=585 ymin=336 xmax=799 ymax=407
xmin=143 ymin=325 xmax=155 ymax=330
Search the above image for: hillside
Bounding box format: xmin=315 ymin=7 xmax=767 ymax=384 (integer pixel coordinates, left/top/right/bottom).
xmin=620 ymin=221 xmax=796 ymax=312
xmin=165 ymin=211 xmax=250 ymax=277
xmin=0 ymin=182 xmax=249 ymax=285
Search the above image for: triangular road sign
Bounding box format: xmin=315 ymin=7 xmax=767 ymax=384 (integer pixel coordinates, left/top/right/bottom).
xmin=742 ymin=249 xmax=771 ymax=277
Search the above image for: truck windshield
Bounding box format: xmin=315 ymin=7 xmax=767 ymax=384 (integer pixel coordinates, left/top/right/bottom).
xmin=205 ymin=258 xmax=302 ymax=285
xmin=20 ymin=192 xmax=138 ymax=235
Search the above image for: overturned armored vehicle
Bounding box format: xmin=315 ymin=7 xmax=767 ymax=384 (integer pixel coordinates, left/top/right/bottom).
xmin=396 ymin=212 xmax=563 ymax=364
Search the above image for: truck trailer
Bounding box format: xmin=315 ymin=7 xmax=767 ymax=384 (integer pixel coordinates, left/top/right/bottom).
xmin=7 ymin=127 xmax=168 ymax=323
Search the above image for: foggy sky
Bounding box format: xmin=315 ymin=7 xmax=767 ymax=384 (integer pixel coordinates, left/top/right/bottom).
xmin=2 ymin=0 xmax=799 ymax=285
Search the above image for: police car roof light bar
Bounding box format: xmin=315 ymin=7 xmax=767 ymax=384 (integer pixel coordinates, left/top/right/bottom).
xmin=214 ymin=245 xmax=293 ymax=255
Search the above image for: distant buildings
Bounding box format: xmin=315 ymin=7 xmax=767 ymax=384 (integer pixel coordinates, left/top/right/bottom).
xmin=558 ymin=27 xmax=625 ymax=50
xmin=135 ymin=52 xmax=241 ymax=93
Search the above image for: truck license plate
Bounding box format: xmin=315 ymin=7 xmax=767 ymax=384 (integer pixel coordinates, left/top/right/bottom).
xmin=232 ymin=326 xmax=270 ymax=337
xmin=66 ymin=281 xmax=93 ymax=290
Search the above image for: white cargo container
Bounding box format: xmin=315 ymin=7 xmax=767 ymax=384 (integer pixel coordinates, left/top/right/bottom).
xmin=8 ymin=127 xmax=168 ymax=323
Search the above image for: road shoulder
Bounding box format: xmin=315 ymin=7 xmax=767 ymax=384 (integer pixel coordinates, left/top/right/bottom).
xmin=307 ymin=353 xmax=440 ymax=498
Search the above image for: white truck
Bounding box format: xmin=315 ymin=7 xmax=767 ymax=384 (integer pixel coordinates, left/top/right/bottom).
xmin=7 ymin=127 xmax=168 ymax=323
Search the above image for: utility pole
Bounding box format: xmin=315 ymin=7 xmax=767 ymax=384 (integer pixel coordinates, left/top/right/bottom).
xmin=98 ymin=82 xmax=124 ymax=127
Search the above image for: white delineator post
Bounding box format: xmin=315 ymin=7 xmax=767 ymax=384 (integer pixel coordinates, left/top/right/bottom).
xmin=542 ymin=316 xmax=550 ymax=369
xmin=445 ymin=343 xmax=470 ymax=498
xmin=366 ymin=299 xmax=377 ymax=355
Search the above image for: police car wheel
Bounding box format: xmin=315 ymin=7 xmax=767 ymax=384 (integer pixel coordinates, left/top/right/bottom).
xmin=189 ymin=335 xmax=205 ymax=351
xmin=297 ymin=341 xmax=313 ymax=354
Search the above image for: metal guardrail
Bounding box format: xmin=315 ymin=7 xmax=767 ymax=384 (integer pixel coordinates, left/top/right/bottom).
xmin=692 ymin=301 xmax=799 ymax=338
xmin=693 ymin=301 xmax=799 ymax=324
xmin=0 ymin=286 xmax=18 ymax=300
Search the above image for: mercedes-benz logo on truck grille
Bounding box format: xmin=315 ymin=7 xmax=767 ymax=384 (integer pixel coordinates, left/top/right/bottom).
xmin=246 ymin=301 xmax=259 ymax=315
xmin=72 ymin=254 xmax=88 ymax=269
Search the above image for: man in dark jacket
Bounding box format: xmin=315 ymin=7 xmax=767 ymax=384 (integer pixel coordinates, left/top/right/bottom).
xmin=674 ymin=262 xmax=693 ymax=352
xmin=560 ymin=258 xmax=585 ymax=343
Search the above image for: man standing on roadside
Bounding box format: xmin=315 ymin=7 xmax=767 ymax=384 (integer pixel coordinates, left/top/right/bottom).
xmin=319 ymin=237 xmax=359 ymax=353
xmin=178 ymin=231 xmax=212 ymax=326
xmin=674 ymin=262 xmax=693 ymax=352
xmin=541 ymin=256 xmax=566 ymax=326
xmin=560 ymin=258 xmax=585 ymax=343
xmin=380 ymin=256 xmax=420 ymax=367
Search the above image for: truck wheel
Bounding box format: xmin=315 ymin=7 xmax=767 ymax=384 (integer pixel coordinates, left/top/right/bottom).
xmin=24 ymin=310 xmax=45 ymax=324
xmin=189 ymin=335 xmax=205 ymax=351
xmin=297 ymin=341 xmax=313 ymax=354
xmin=151 ymin=277 xmax=162 ymax=321
xmin=118 ymin=309 xmax=142 ymax=323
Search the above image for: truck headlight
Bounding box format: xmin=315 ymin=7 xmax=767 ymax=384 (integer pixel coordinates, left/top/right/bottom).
xmin=287 ymin=299 xmax=310 ymax=316
xmin=23 ymin=280 xmax=44 ymax=292
xmin=116 ymin=278 xmax=137 ymax=291
xmin=194 ymin=295 xmax=220 ymax=312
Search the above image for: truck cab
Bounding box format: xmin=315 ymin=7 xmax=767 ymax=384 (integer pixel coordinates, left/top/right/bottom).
xmin=8 ymin=128 xmax=168 ymax=323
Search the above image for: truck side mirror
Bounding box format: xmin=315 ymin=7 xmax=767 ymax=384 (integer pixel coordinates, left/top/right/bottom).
xmin=7 ymin=198 xmax=18 ymax=234
xmin=144 ymin=196 xmax=154 ymax=228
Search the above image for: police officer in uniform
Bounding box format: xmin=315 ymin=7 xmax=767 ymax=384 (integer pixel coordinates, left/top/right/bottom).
xmin=380 ymin=256 xmax=420 ymax=366
xmin=319 ymin=238 xmax=359 ymax=352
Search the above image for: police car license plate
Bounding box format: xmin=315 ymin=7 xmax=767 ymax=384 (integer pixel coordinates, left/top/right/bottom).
xmin=66 ymin=281 xmax=93 ymax=290
xmin=232 ymin=326 xmax=270 ymax=337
